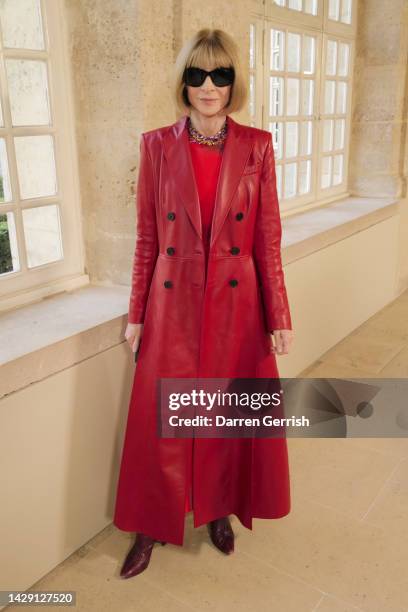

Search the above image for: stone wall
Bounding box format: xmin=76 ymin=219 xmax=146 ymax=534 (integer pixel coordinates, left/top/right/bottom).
xmin=350 ymin=0 xmax=408 ymax=199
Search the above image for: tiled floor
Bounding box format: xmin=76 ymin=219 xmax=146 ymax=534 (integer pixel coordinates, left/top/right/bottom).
xmin=14 ymin=290 xmax=408 ymax=611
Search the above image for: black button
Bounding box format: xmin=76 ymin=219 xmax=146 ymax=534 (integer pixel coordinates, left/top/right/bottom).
xmin=166 ymin=246 xmax=175 ymax=255
xmin=229 ymin=279 xmax=238 ymax=287
xmin=167 ymin=212 xmax=176 ymax=221
xmin=235 ymin=212 xmax=244 ymax=221
xmin=230 ymin=246 xmax=240 ymax=255
xmin=164 ymin=280 xmax=173 ymax=288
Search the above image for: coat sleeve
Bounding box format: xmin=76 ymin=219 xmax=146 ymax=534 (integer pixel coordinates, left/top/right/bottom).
xmin=128 ymin=133 xmax=159 ymax=324
xmin=253 ymin=133 xmax=292 ymax=333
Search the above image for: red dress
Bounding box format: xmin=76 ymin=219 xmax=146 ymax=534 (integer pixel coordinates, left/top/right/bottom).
xmin=184 ymin=138 xmax=223 ymax=513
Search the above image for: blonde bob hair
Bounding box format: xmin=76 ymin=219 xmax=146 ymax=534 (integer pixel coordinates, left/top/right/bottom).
xmin=172 ymin=28 xmax=248 ymax=117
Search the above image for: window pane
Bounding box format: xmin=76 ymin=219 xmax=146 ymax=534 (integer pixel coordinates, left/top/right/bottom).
xmin=270 ymin=122 xmax=284 ymax=159
xmin=336 ymin=81 xmax=347 ymax=114
xmin=0 ymin=138 xmax=12 ymax=203
xmin=22 ymin=204 xmax=63 ymax=268
xmin=301 ymin=79 xmax=314 ymax=115
xmin=0 ymin=0 xmax=45 ymax=50
xmin=286 ymin=78 xmax=300 ymax=115
xmin=270 ymin=76 xmax=284 ymax=116
xmin=321 ymin=156 xmax=332 ymax=188
xmin=338 ymin=42 xmax=350 ymax=76
xmin=249 ymin=23 xmax=255 ymax=70
xmin=276 ymin=163 xmax=282 ymax=199
xmin=271 ymin=29 xmax=285 ymax=72
xmin=304 ymin=0 xmax=318 ymax=14
xmin=329 ymin=0 xmax=340 ymax=20
xmin=324 ymin=81 xmax=336 ymax=114
xmin=249 ymin=73 xmax=255 ymax=117
xmin=329 ymin=0 xmax=353 ymax=23
xmin=286 ymin=121 xmax=299 ymax=158
xmin=334 ymin=119 xmax=345 ymax=149
xmin=0 ymin=211 xmax=19 ymax=274
xmin=299 ymin=159 xmax=311 ymax=194
xmin=287 ymin=32 xmax=301 ymax=72
xmin=303 ymin=36 xmax=316 ymax=75
xmin=288 ymin=0 xmax=302 ymax=10
xmin=341 ymin=0 xmax=352 ymax=24
xmin=284 ymin=162 xmax=297 ymax=198
xmin=5 ymin=59 xmax=51 ymax=126
xmin=300 ymin=121 xmax=312 ymax=155
xmin=326 ymin=40 xmax=337 ymax=76
xmin=323 ymin=119 xmax=334 ymax=152
xmin=15 ymin=135 xmax=57 ymax=199
xmin=333 ymin=154 xmax=343 ymax=185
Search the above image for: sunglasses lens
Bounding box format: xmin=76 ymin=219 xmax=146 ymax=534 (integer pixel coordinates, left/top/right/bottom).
xmin=212 ymin=67 xmax=235 ymax=86
xmin=184 ymin=67 xmax=205 ymax=86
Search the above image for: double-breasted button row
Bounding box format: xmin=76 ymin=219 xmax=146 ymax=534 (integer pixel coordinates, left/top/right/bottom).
xmin=167 ymin=244 xmax=239 ymax=256
xmin=162 ymin=209 xmax=243 ymax=289
xmin=167 ymin=211 xmax=243 ymax=221
xmin=165 ymin=244 xmax=240 ymax=258
xmin=164 ymin=278 xmax=239 ymax=288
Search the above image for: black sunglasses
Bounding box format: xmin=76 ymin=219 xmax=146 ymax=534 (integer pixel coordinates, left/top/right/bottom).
xmin=183 ymin=66 xmax=235 ymax=87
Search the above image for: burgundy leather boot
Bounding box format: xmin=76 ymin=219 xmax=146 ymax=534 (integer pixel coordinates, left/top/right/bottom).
xmin=208 ymin=516 xmax=234 ymax=554
xmin=120 ymin=533 xmax=166 ymax=579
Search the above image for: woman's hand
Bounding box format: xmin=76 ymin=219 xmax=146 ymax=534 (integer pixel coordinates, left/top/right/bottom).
xmin=270 ymin=329 xmax=294 ymax=356
xmin=125 ymin=322 xmax=144 ymax=354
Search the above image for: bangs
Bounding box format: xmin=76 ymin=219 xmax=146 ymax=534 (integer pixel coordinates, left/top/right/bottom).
xmin=187 ymin=42 xmax=232 ymax=70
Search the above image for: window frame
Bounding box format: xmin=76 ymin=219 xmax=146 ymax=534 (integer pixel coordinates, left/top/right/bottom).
xmin=250 ymin=0 xmax=358 ymax=214
xmin=0 ymin=0 xmax=87 ymax=314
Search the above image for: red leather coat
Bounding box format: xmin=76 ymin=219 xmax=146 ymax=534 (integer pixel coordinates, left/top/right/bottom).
xmin=113 ymin=114 xmax=293 ymax=546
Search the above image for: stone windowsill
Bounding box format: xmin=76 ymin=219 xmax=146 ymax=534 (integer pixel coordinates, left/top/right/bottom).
xmin=282 ymin=196 xmax=398 ymax=265
xmin=0 ymin=284 xmax=131 ymax=399
xmin=0 ymin=195 xmax=399 ymax=399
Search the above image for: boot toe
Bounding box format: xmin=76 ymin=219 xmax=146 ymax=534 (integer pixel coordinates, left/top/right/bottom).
xmin=119 ymin=534 xmax=156 ymax=579
xmin=208 ymin=517 xmax=235 ymax=555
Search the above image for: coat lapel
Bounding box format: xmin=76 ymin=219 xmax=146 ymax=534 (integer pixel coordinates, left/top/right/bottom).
xmin=162 ymin=114 xmax=254 ymax=248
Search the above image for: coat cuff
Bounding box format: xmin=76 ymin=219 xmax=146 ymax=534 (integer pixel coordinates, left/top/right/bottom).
xmin=268 ymin=310 xmax=293 ymax=333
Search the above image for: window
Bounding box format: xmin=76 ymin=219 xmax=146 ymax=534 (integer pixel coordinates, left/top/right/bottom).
xmin=250 ymin=0 xmax=357 ymax=212
xmin=0 ymin=0 xmax=86 ymax=312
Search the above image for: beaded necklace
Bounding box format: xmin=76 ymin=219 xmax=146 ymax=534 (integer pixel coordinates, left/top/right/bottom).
xmin=187 ymin=115 xmax=228 ymax=150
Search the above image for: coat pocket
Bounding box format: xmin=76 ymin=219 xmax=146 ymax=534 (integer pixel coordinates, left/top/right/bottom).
xmin=242 ymin=160 xmax=262 ymax=175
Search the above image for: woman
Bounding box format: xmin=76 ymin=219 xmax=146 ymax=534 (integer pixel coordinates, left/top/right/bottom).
xmin=113 ymin=28 xmax=294 ymax=579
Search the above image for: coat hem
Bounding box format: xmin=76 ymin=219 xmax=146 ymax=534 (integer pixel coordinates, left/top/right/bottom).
xmin=113 ymin=505 xmax=291 ymax=548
